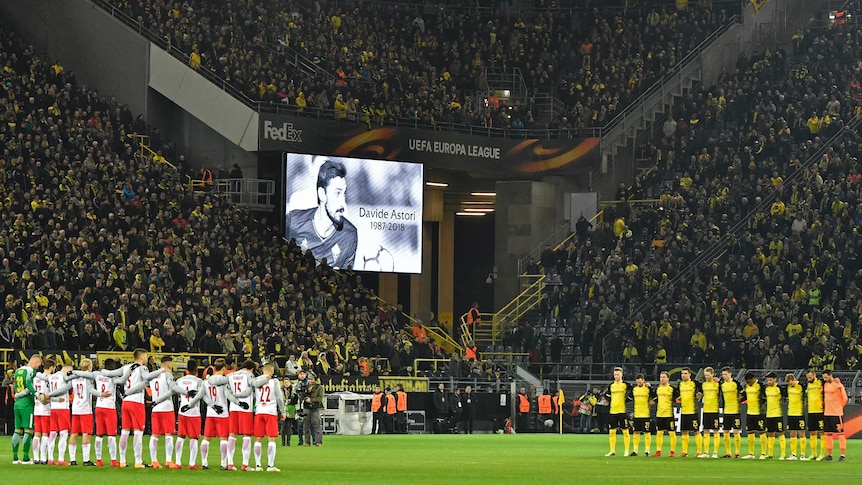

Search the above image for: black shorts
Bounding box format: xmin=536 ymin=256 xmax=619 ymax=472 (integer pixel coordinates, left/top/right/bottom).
xmin=608 ymin=413 xmax=629 ymax=430
xmin=808 ymin=413 xmax=825 ymax=432
xmin=633 ymin=417 xmax=652 ymax=433
xmin=656 ymin=417 xmax=675 ymax=432
xmin=680 ymin=414 xmax=699 ymax=432
xmin=746 ymin=415 xmax=765 ymax=433
xmin=824 ymin=416 xmax=844 ymax=433
xmin=722 ymin=413 xmax=741 ymax=430
xmin=787 ymin=416 xmax=806 ymax=431
xmin=702 ymin=412 xmax=720 ymax=430
xmin=765 ymin=417 xmax=784 ymax=433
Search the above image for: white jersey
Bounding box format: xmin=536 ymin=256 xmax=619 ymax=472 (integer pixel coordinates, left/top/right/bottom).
xmin=150 ymin=373 xmax=175 ymax=413
xmin=176 ymin=375 xmax=204 ymax=418
xmin=254 ymin=378 xmax=279 ymax=416
xmin=71 ymin=376 xmax=94 ymax=415
xmin=205 ymin=376 xmax=229 ymax=418
xmin=122 ymin=364 xmax=146 ymax=404
xmin=34 ymin=377 xmax=51 ymax=417
xmin=48 ymin=373 xmax=70 ymax=410
xmin=95 ymin=373 xmax=118 ymax=410
xmin=228 ymin=370 xmax=253 ymax=413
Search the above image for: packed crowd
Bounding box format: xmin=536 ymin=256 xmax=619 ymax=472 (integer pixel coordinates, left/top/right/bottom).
xmin=106 ymin=0 xmax=734 ymax=131
xmin=528 ymin=20 xmax=862 ymax=373
xmin=0 ymin=25 xmax=451 ymax=378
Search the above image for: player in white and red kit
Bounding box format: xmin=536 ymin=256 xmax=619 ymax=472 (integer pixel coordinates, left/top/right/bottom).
xmin=149 ymin=355 xmax=191 ymax=469
xmin=174 ymin=359 xmax=205 ymax=469
xmin=201 ymin=358 xmax=230 ymax=470
xmin=20 ymin=358 xmax=56 ymax=465
xmin=225 ymin=360 xmax=257 ymax=471
xmin=116 ymin=348 xmax=164 ymax=468
xmin=252 ymin=363 xmax=285 ymax=472
xmin=87 ymin=359 xmax=126 ymax=466
xmin=67 ymin=358 xmax=117 ymax=466
xmin=44 ymin=365 xmax=75 ymax=465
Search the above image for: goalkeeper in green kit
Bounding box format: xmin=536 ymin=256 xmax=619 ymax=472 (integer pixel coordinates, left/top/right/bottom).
xmin=11 ymin=354 xmax=43 ymax=464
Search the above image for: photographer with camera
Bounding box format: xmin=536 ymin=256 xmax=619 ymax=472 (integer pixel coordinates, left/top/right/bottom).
xmin=293 ymin=369 xmax=309 ymax=445
xmin=302 ymin=373 xmax=324 ymax=447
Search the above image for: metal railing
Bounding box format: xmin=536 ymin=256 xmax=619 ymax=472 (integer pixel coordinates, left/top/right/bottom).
xmin=211 ymin=179 xmax=277 ymax=211
xmin=372 ymin=296 xmax=462 ymax=353
xmin=462 ymin=274 xmax=547 ymax=346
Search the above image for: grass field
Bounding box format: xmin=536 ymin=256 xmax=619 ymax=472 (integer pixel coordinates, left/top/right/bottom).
xmin=1 ymin=434 xmax=860 ymax=484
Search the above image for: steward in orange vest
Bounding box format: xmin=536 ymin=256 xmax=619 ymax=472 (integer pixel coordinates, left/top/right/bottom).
xmin=465 ymin=343 xmax=479 ymax=362
xmin=517 ymin=387 xmax=531 ymax=432
xmin=371 ymin=385 xmax=386 ymax=434
xmin=395 ymin=384 xmax=408 ymax=434
xmin=385 ymin=388 xmax=397 ymax=433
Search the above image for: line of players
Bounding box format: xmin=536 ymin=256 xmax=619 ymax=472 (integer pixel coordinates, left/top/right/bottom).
xmin=11 ymin=349 xmax=287 ymax=471
xmin=604 ymin=366 xmax=849 ymax=461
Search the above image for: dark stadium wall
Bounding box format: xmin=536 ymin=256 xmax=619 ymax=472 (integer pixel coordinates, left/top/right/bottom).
xmin=453 ymin=214 xmax=495 ymax=321
xmin=0 ymin=0 xmax=149 ymax=117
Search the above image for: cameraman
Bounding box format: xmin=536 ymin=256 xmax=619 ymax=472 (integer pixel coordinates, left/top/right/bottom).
xmin=302 ymin=373 xmax=324 ymax=446
xmin=294 ymin=369 xmax=309 ymax=445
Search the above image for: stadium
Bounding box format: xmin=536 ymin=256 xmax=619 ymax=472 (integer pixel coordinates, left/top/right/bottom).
xmin=1 ymin=0 xmax=862 ymax=482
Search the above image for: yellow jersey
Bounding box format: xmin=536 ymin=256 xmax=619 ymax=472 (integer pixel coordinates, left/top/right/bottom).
xmin=655 ymin=384 xmax=679 ymax=418
xmin=608 ymin=381 xmax=631 ymax=415
xmin=807 ymin=378 xmax=824 ymax=413
xmin=678 ymin=379 xmax=700 ymax=415
xmin=765 ymin=384 xmax=786 ymax=418
xmin=632 ymin=384 xmax=654 ymax=419
xmin=744 ymin=381 xmax=766 ymax=416
xmin=720 ymin=379 xmax=743 ymax=414
xmin=787 ymin=382 xmax=805 ymax=416
xmin=701 ymin=379 xmax=720 ymax=413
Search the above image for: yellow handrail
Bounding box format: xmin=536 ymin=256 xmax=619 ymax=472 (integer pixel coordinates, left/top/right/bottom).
xmin=373 ymin=296 xmax=462 ymax=353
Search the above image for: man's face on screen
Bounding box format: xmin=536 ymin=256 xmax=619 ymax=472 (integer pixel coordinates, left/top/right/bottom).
xmin=321 ymin=176 xmax=347 ymax=229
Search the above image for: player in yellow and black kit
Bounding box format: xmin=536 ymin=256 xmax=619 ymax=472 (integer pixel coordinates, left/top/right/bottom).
xmin=784 ymin=373 xmax=807 ymax=460
xmin=720 ymin=366 xmax=743 ymax=458
xmin=677 ymin=367 xmax=703 ymax=457
xmin=654 ymin=370 xmax=679 ymax=457
xmin=631 ymin=373 xmax=655 ymax=456
xmin=742 ymin=372 xmax=767 ymax=459
xmin=805 ymin=369 xmax=825 ymax=460
xmin=605 ymin=367 xmax=632 ymax=456
xmin=763 ymin=372 xmax=787 ymax=459
xmin=700 ymin=367 xmax=721 ymax=457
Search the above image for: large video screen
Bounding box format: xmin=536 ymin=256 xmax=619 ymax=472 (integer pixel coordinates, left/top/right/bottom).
xmin=284 ymin=153 xmax=423 ymax=273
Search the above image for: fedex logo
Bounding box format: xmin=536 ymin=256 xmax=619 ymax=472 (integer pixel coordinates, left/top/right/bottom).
xmin=263 ymin=120 xmax=303 ymax=142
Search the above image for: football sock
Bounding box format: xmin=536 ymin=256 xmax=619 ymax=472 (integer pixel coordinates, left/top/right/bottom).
xmin=108 ymin=436 xmax=117 ymax=461
xmin=790 ymin=437 xmax=797 ymax=455
xmin=723 ymin=433 xmax=730 ymax=454
xmin=267 ymin=442 xmax=276 ymax=468
xmin=165 ymin=436 xmax=174 ymax=463
xmin=669 ymin=432 xmax=677 ymax=452
xmin=826 ymin=435 xmax=834 ymax=455
xmin=12 ymin=432 xmax=21 ymax=458
xmin=254 ymin=442 xmax=262 ymax=468
xmin=95 ymin=437 xmax=103 ymax=460
xmin=644 ymin=433 xmax=651 ymax=454
xmin=83 ymin=442 xmax=91 ymax=462
xmin=703 ymin=433 xmax=710 ymax=454
xmin=46 ymin=432 xmax=56 ymax=462
xmin=69 ymin=442 xmax=77 ymax=462
xmin=820 ymin=435 xmax=827 ymax=457
xmin=22 ymin=432 xmax=32 ymax=461
xmin=734 ymin=434 xmax=741 ymax=455
xmin=633 ymin=434 xmax=640 ymax=452
xmin=227 ymin=436 xmax=236 ymax=466
xmin=839 ymin=435 xmax=847 ymax=455
xmin=767 ymin=436 xmax=775 ymax=456
xmin=189 ymin=439 xmax=199 ymax=466
xmin=119 ymin=430 xmax=129 ymax=462
xmin=695 ymin=433 xmax=703 ymax=454
xmin=656 ymin=431 xmax=664 ymax=452
xmin=747 ymin=434 xmax=755 ymax=455
xmin=200 ymin=440 xmax=209 ymax=467
xmin=810 ymin=435 xmax=818 ymax=457
xmin=58 ymin=431 xmax=68 ymax=462
xmin=622 ymin=430 xmax=630 ymax=455
xmin=759 ymin=434 xmax=767 ymax=455
xmin=800 ymin=436 xmax=807 ymax=456
xmin=149 ymin=436 xmax=159 ymax=463
xmin=32 ymin=436 xmax=41 ymax=462
xmin=779 ymin=436 xmax=786 ymax=456
xmin=220 ymin=440 xmax=228 ymax=467
xmin=608 ymin=429 xmax=617 ymax=453
xmin=133 ymin=430 xmax=143 ymax=464
xmin=175 ymin=437 xmax=185 ymax=465
xmin=682 ymin=434 xmax=689 ymax=453
xmin=241 ymin=436 xmax=252 ymax=466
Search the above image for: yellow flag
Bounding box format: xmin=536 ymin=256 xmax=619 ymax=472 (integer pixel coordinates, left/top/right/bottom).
xmin=558 ymin=389 xmax=565 ymax=413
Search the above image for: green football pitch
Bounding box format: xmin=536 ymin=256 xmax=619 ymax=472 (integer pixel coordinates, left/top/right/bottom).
xmin=1 ymin=434 xmax=860 ymax=484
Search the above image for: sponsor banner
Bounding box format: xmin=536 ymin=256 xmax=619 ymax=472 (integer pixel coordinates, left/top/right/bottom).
xmin=96 ymin=351 xmax=216 ymax=370
xmin=260 ymin=113 xmax=599 ymax=176
xmin=284 ymin=153 xmax=423 ymax=273
xmin=379 ymin=376 xmax=429 ymax=393
xmin=5 ymin=349 xmax=93 ymax=367
xmin=317 ymin=375 xmax=429 ymax=393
